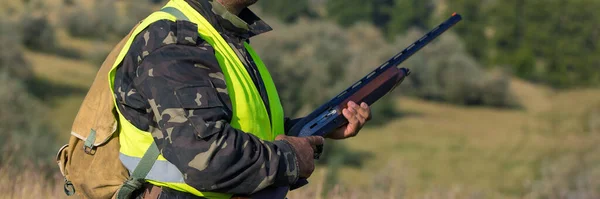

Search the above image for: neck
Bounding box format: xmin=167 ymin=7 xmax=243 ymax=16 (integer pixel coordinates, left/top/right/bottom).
xmin=216 ymin=0 xmax=245 ymax=15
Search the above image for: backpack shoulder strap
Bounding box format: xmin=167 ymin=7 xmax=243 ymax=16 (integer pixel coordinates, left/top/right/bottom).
xmin=114 ymin=7 xmax=188 ymax=199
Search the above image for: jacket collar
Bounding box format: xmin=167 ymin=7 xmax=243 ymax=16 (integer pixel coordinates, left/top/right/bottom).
xmin=184 ymin=0 xmax=272 ymax=39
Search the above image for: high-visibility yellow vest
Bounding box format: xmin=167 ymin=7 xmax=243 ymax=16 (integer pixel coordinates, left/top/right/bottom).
xmin=107 ymin=0 xmax=285 ymax=198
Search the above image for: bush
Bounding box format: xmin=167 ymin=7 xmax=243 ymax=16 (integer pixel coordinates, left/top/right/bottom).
xmin=0 ymin=69 xmax=58 ymax=170
xmin=113 ymin=0 xmax=155 ymax=38
xmin=21 ymin=13 xmax=57 ymax=52
xmin=0 ymin=16 xmax=58 ymax=170
xmin=396 ymin=28 xmax=518 ymax=108
xmin=62 ymin=0 xmax=154 ymax=40
xmin=0 ymin=19 xmax=33 ymax=80
xmin=63 ymin=0 xmax=118 ymax=39
xmin=481 ymin=71 xmax=516 ymax=108
xmin=0 ymin=23 xmax=58 ymax=168
xmin=255 ymin=0 xmax=315 ymax=23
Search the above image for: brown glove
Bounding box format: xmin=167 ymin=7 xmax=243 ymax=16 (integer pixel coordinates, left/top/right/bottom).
xmin=275 ymin=135 xmax=324 ymax=178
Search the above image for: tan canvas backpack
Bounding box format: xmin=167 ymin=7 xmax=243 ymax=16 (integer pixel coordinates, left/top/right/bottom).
xmin=55 ymin=23 xmax=153 ymax=199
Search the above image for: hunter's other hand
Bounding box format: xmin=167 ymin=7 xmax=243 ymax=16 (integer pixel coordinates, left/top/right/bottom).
xmin=275 ymin=135 xmax=324 ymax=178
xmin=327 ymin=101 xmax=371 ymax=139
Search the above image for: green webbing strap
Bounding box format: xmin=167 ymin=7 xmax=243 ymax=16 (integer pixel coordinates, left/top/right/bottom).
xmin=83 ymin=129 xmax=97 ymax=154
xmin=116 ymin=142 xmax=160 ymax=199
xmin=161 ymin=7 xmax=190 ymax=21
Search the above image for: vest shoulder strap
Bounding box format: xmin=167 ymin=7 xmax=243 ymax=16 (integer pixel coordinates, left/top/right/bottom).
xmin=115 ymin=142 xmax=160 ymax=199
xmin=160 ymin=7 xmax=190 ymax=21
xmin=111 ymin=11 xmax=179 ymax=199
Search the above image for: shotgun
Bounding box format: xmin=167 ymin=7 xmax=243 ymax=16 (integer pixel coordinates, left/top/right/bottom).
xmin=288 ymin=13 xmax=463 ymax=138
xmin=242 ymin=12 xmax=463 ymax=199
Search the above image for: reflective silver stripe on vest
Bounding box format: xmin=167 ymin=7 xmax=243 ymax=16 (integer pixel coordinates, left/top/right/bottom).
xmin=119 ymin=153 xmax=186 ymax=183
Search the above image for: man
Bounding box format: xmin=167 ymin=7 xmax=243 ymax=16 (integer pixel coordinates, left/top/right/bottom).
xmin=112 ymin=0 xmax=372 ymax=198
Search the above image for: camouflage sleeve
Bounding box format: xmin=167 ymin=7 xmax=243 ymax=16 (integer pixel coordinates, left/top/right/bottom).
xmin=134 ymin=43 xmax=299 ymax=194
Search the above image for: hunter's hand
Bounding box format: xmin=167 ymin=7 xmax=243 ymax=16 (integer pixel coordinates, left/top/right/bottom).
xmin=275 ymin=135 xmax=324 ymax=178
xmin=326 ymin=101 xmax=371 ymax=139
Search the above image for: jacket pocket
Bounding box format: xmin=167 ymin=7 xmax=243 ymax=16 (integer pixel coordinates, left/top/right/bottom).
xmin=174 ymin=86 xmax=227 ymax=139
xmin=174 ymin=86 xmax=223 ymax=109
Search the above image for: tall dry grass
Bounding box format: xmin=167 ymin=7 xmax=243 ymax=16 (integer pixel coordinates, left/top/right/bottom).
xmin=0 ymin=166 xmax=65 ymax=199
xmin=0 ymin=164 xmax=481 ymax=199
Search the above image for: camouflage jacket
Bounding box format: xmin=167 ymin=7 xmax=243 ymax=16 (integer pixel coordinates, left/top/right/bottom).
xmin=113 ymin=0 xmax=302 ymax=195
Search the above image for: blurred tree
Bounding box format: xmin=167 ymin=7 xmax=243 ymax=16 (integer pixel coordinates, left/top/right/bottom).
xmin=325 ymin=0 xmax=437 ymax=39
xmin=259 ymin=0 xmax=600 ymax=88
xmin=386 ymin=0 xmax=434 ymax=38
xmin=490 ymin=0 xmax=600 ymax=87
xmin=371 ymin=0 xmax=395 ymax=29
xmin=63 ymin=0 xmax=117 ymax=39
xmin=255 ymin=0 xmax=314 ymax=23
xmin=325 ymin=0 xmax=374 ymax=27
xmin=63 ymin=0 xmax=153 ymax=40
xmin=21 ymin=14 xmax=57 ymax=53
xmin=0 ymin=71 xmax=58 ymax=170
xmin=149 ymin=0 xmax=168 ymax=4
xmin=0 ymin=18 xmax=58 ymax=169
xmin=396 ymin=28 xmax=517 ymax=108
xmin=443 ymin=0 xmax=490 ymax=62
xmin=114 ymin=0 xmax=155 ymax=38
xmin=0 ymin=19 xmax=32 ymax=80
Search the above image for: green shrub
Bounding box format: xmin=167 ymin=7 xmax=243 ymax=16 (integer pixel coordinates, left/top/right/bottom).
xmin=62 ymin=0 xmax=153 ymax=40
xmin=481 ymin=71 xmax=517 ymax=108
xmin=0 ymin=20 xmax=58 ymax=168
xmin=63 ymin=0 xmax=118 ymax=39
xmin=63 ymin=5 xmax=99 ymax=38
xmin=0 ymin=16 xmax=58 ymax=170
xmin=396 ymin=28 xmax=518 ymax=108
xmin=20 ymin=14 xmax=57 ymax=52
xmin=0 ymin=70 xmax=58 ymax=170
xmin=440 ymin=52 xmax=485 ymax=105
xmin=0 ymin=19 xmax=33 ymax=80
xmin=114 ymin=0 xmax=155 ymax=38
xmin=325 ymin=0 xmax=375 ymax=27
xmin=255 ymin=0 xmax=314 ymax=23
xmin=63 ymin=0 xmax=74 ymax=6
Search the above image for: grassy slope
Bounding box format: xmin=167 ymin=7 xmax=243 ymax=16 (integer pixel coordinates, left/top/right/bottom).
xmin=334 ymin=80 xmax=600 ymax=198
xmin=25 ymin=51 xmax=96 ymax=141
xmin=24 ymin=31 xmax=600 ymax=199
